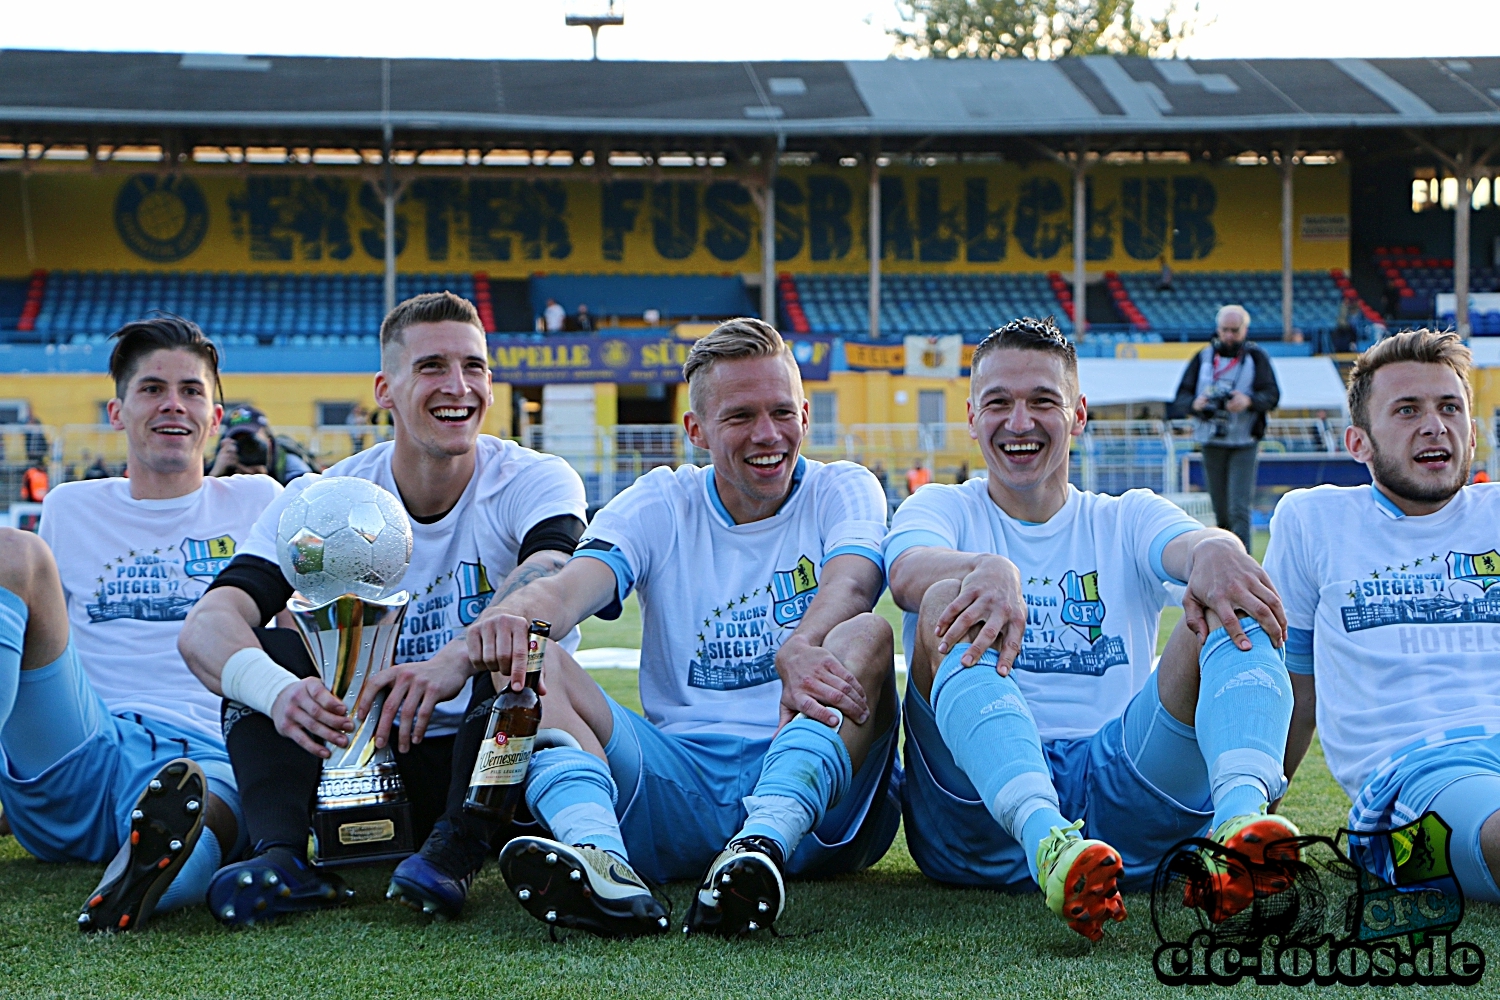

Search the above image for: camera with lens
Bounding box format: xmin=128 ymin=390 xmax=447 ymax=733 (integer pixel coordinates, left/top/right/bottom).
xmin=1197 ymin=387 xmax=1234 ymax=440
xmin=228 ymin=427 xmax=268 ymax=468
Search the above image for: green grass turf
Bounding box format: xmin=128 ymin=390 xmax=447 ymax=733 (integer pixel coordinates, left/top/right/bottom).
xmin=7 ymin=526 xmax=1497 ymax=998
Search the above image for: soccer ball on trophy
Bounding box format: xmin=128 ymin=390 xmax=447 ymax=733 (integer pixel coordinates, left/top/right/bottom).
xmin=275 ymin=476 xmax=413 ymax=606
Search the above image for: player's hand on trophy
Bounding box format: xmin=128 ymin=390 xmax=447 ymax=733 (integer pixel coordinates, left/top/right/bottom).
xmin=359 ymin=640 xmax=473 ymax=753
xmin=776 ymin=634 xmax=869 ymax=730
xmin=270 ymin=676 xmax=352 ymax=757
xmin=935 ymin=554 xmax=1027 ymax=675
xmin=468 ymin=607 xmax=549 ymax=696
xmin=1182 ymin=533 xmax=1286 ymax=650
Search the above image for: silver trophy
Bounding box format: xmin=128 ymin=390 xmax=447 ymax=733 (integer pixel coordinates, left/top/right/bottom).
xmin=276 ymin=476 xmax=415 ymax=867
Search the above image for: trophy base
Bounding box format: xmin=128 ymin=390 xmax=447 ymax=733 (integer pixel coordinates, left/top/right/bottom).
xmin=310 ymin=801 xmax=415 ymax=869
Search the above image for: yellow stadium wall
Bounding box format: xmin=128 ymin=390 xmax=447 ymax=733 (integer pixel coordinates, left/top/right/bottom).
xmin=0 ymin=162 xmax=1348 ymax=278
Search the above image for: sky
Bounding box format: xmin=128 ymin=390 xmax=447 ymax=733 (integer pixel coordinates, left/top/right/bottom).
xmin=1 ymin=0 xmax=1496 ymax=62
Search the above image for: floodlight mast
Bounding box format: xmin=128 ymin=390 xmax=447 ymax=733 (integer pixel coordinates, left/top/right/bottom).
xmin=566 ymin=2 xmax=625 ymax=61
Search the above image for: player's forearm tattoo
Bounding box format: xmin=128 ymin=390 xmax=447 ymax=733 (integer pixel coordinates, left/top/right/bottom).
xmin=495 ymin=551 xmax=568 ymax=602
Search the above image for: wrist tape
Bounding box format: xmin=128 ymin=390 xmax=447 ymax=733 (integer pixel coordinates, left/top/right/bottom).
xmin=220 ymin=646 xmax=301 ymax=717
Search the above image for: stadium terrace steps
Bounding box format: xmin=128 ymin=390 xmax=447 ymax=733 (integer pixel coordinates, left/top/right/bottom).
xmin=19 ymin=271 xmax=483 ymax=345
xmin=784 ymin=272 xmax=1074 ymax=337
xmin=1117 ymin=269 xmax=1362 ymax=340
xmin=1375 ymin=247 xmax=1500 ymax=331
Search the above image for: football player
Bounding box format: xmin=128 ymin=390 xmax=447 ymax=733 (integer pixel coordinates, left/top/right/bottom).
xmin=1265 ymin=330 xmax=1500 ymax=902
xmin=0 ymin=317 xmax=275 ymax=932
xmin=178 ymin=293 xmax=587 ymax=925
xmin=885 ymin=317 xmax=1296 ymax=941
xmin=464 ymin=318 xmax=900 ymax=937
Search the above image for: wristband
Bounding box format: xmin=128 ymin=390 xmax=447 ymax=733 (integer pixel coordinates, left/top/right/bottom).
xmin=221 ymin=646 xmax=301 ymax=717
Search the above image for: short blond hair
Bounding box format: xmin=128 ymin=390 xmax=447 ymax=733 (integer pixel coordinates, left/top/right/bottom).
xmin=1347 ymin=329 xmax=1473 ymax=430
xmin=682 ymin=317 xmax=801 ymax=413
xmin=378 ymin=292 xmax=483 ymax=370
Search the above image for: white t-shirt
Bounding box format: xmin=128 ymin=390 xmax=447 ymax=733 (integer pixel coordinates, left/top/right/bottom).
xmin=40 ymin=475 xmax=282 ymax=743
xmin=574 ymin=457 xmax=887 ymax=739
xmin=1264 ymin=483 xmax=1500 ymax=798
xmin=884 ymin=481 xmax=1200 ymax=741
xmin=241 ymin=436 xmax=587 ymax=738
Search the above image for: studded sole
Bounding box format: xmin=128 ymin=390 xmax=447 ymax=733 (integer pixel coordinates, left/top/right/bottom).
xmin=687 ymin=854 xmax=783 ymax=937
xmin=78 ymin=758 xmax=206 ymax=934
xmin=499 ymin=837 xmax=667 ymax=939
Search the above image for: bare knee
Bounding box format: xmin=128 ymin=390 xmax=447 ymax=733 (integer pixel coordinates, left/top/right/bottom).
xmin=0 ymin=529 xmax=53 ymax=600
xmin=826 ymin=612 xmax=894 ymax=691
xmin=916 ymin=578 xmax=961 ymax=635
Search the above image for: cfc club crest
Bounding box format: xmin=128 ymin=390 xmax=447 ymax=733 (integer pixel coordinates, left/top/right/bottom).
xmin=180 ymin=535 xmax=236 ymax=580
xmin=1059 ymin=569 xmax=1106 ymax=642
xmin=456 ymin=561 xmax=496 ymax=625
xmin=1448 ymin=550 xmax=1500 ymax=590
xmin=770 ymin=555 xmax=819 ymax=627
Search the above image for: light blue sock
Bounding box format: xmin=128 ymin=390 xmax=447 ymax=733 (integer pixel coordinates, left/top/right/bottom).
xmin=153 ymin=827 xmax=222 ymax=912
xmin=734 ymin=715 xmax=853 ymax=859
xmin=931 ymin=644 xmax=1068 ymax=882
xmin=1195 ymin=618 xmax=1294 ymax=831
xmin=0 ymin=586 xmax=26 ymax=731
xmin=524 ymin=747 xmax=628 ymax=861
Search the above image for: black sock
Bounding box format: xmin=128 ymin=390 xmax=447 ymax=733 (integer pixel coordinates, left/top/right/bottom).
xmin=221 ymin=629 xmax=321 ymax=852
xmin=436 ymin=672 xmax=503 ymax=846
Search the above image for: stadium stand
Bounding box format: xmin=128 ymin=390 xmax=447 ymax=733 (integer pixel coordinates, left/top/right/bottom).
xmin=530 ymin=275 xmax=755 ymax=328
xmin=21 ymin=271 xmax=486 ymax=345
xmin=1375 ymin=247 xmax=1500 ymax=331
xmin=1117 ymin=269 xmax=1373 ymax=339
xmin=782 ymin=272 xmax=1074 ymax=337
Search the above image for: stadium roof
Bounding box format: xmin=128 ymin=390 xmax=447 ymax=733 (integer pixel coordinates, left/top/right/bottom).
xmin=1 ymin=50 xmax=1498 ymax=153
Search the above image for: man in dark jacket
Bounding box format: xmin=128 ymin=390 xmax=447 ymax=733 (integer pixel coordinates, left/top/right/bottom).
xmin=1170 ymin=304 xmax=1280 ymax=550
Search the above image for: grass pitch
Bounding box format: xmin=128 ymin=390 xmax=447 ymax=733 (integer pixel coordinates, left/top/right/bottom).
xmin=5 ymin=532 xmax=1497 ymax=998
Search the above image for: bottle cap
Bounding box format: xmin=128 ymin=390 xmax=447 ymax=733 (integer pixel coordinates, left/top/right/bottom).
xmin=529 ymin=620 xmax=552 ymax=637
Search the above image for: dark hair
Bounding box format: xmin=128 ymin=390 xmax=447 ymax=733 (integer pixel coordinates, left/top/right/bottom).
xmin=1347 ymin=329 xmax=1472 ymax=430
xmin=969 ymin=316 xmax=1078 ymax=393
xmin=682 ymin=317 xmax=800 ymax=413
xmin=108 ymin=315 xmax=222 ymax=402
xmin=379 ymin=292 xmax=483 ymax=364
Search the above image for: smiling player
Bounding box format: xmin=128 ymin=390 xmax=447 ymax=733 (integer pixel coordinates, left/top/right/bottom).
xmin=1265 ymin=330 xmax=1500 ymax=902
xmin=460 ymin=318 xmax=900 ymax=938
xmin=179 ymin=292 xmax=587 ymax=925
xmin=885 ymin=317 xmax=1298 ymax=941
xmin=0 ymin=317 xmax=272 ymax=933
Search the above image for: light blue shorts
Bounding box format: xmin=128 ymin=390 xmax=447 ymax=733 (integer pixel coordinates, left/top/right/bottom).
xmin=0 ymin=641 xmax=237 ymax=864
xmin=901 ymin=673 xmax=1212 ymax=893
xmin=592 ymin=689 xmax=903 ymax=884
xmin=1349 ymin=733 xmax=1500 ymax=903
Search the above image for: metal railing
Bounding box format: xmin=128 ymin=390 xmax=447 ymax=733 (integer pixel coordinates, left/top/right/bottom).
xmin=7 ymin=415 xmax=1498 ymax=512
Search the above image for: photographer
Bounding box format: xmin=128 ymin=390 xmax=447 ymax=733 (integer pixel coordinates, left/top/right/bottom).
xmin=1171 ymin=304 xmax=1279 ymax=551
xmin=208 ymin=405 xmax=317 ymax=486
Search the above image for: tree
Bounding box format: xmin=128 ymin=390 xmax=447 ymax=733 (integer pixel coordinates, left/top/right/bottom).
xmin=890 ymin=0 xmax=1206 ymax=60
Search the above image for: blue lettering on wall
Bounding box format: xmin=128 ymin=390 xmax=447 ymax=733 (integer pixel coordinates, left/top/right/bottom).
xmin=704 ymin=182 xmax=752 ymax=261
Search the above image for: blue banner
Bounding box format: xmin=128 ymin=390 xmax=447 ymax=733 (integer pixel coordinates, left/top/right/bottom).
xmin=487 ymin=334 xmax=832 ymax=385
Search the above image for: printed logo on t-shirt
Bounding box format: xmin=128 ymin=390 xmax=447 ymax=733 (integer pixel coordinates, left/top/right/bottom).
xmin=86 ymin=537 xmax=236 ymax=623
xmin=687 ymin=553 xmax=819 ymax=691
xmin=1016 ymin=568 xmax=1128 ymax=676
xmin=1340 ymin=548 xmax=1500 ymax=637
xmin=397 ymin=560 xmax=494 ymax=661
xmin=456 ymin=561 xmax=496 ymax=625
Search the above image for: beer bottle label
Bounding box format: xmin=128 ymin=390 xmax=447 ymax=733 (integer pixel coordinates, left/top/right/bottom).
xmin=526 ymin=635 xmax=546 ymax=674
xmin=470 ymin=731 xmax=536 ymax=787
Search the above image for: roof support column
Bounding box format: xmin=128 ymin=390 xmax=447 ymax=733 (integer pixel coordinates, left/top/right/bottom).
xmin=1280 ymin=143 xmax=1295 ymax=340
xmin=1072 ymin=140 xmax=1088 ymax=342
xmin=1454 ymin=146 xmax=1472 ymax=338
xmin=761 ymin=138 xmax=782 ymax=326
xmin=869 ymin=150 xmax=881 ymax=340
xmin=382 ymin=58 xmax=396 ymax=316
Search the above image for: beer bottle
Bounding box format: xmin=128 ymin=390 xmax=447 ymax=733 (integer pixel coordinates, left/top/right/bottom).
xmin=463 ymin=620 xmax=548 ymax=822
